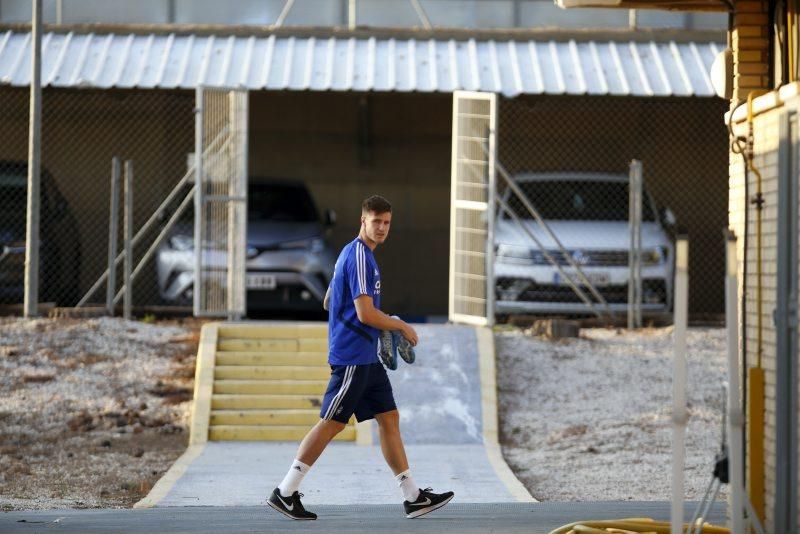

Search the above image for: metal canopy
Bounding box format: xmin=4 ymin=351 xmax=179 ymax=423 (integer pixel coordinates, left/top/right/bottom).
xmin=0 ymin=29 xmax=723 ymax=97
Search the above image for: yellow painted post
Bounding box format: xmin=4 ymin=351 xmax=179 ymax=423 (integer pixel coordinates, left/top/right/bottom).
xmin=747 ymin=366 xmax=765 ymax=527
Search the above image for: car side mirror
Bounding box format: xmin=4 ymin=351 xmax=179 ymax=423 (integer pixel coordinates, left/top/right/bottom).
xmin=325 ymin=209 xmax=337 ymax=227
xmin=661 ymin=207 xmax=676 ymax=227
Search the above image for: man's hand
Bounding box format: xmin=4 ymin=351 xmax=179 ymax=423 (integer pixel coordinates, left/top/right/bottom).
xmin=399 ymin=322 xmax=418 ymax=346
xmin=354 ymin=295 xmax=418 ymax=345
xmin=323 ymin=287 xmax=331 ymax=311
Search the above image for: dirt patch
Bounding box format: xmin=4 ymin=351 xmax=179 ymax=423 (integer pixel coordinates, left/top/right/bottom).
xmin=0 ymin=316 xmax=206 ymax=510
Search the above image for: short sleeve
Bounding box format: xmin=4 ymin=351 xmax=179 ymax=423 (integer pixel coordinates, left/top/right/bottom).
xmin=347 ymin=242 xmax=375 ymax=300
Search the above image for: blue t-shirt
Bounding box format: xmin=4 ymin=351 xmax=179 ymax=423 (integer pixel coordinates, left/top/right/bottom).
xmin=328 ymin=238 xmax=381 ymax=365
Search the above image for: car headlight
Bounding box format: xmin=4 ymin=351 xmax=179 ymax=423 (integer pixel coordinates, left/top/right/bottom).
xmin=279 ymin=238 xmax=325 ymax=253
xmin=643 ymin=246 xmax=668 ymax=265
xmin=496 ymin=244 xmax=535 ymax=265
xmin=169 ymin=235 xmax=194 ymax=251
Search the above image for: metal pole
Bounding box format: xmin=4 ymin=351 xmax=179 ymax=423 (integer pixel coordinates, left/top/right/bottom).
xmin=194 ymin=87 xmax=204 ymax=317
xmin=106 ymin=157 xmax=121 ymax=315
xmin=56 ymin=0 xmax=63 ymax=24
xmin=274 ymin=0 xmax=296 ymax=27
xmin=123 ymin=160 xmax=133 ymax=320
xmin=409 ymin=0 xmax=432 ymax=29
xmin=670 ymin=235 xmax=689 ymax=534
xmin=725 ymin=230 xmax=745 ymax=534
xmin=635 ymin=165 xmax=642 ymax=327
xmin=23 ymin=0 xmax=42 ymax=318
xmin=628 ymin=160 xmax=643 ymax=329
xmin=348 ymin=0 xmax=356 ymax=29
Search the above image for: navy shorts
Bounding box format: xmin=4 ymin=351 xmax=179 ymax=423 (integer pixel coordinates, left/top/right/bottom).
xmin=320 ymin=362 xmax=397 ymax=424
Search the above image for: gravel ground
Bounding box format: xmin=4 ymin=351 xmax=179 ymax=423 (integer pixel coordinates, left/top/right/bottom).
xmin=495 ymin=326 xmax=729 ymax=502
xmin=0 ymin=317 xmax=202 ymax=510
xmin=2 ymin=318 xmax=727 ymax=509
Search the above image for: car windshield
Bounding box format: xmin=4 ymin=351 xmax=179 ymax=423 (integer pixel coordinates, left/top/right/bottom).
xmin=0 ymin=173 xmax=28 ymax=233
xmin=505 ymin=179 xmax=656 ymax=222
xmin=247 ymin=184 xmax=318 ymax=223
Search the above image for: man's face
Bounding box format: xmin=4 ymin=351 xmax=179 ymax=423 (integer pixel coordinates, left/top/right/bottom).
xmin=361 ymin=210 xmax=392 ymax=244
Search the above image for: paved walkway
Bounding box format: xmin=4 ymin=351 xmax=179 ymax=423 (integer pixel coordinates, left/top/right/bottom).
xmin=1 ymin=502 xmax=726 ymax=533
xmin=155 ymin=442 xmax=516 ymax=506
xmin=143 ymin=324 xmax=531 ymax=507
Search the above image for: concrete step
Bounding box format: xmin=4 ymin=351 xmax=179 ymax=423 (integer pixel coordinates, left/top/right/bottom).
xmin=218 ymin=324 xmax=327 ymax=340
xmin=217 ymin=338 xmax=328 ymax=353
xmin=209 ymin=425 xmax=355 ymax=441
xmin=210 ymin=409 xmax=322 ymax=426
xmin=213 ymin=379 xmax=328 ymax=395
xmin=214 ymin=365 xmax=330 ymax=381
xmin=215 ymin=351 xmax=328 ymax=366
xmin=212 ymin=394 xmax=323 ymax=410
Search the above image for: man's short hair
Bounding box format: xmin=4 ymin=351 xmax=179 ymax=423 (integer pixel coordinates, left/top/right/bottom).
xmin=362 ymin=195 xmax=392 ymax=215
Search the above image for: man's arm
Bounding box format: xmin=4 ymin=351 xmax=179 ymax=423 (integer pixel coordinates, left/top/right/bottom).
xmin=323 ymin=287 xmax=331 ymax=311
xmin=353 ymin=295 xmax=418 ymax=346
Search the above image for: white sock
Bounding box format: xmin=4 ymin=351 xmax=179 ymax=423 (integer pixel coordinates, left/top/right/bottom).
xmin=395 ymin=469 xmax=420 ymax=502
xmin=278 ymin=459 xmax=310 ymax=496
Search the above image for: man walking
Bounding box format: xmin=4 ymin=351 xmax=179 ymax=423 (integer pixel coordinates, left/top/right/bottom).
xmin=267 ymin=195 xmax=454 ymax=520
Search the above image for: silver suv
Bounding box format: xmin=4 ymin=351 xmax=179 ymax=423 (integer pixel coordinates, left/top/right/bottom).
xmin=156 ymin=179 xmax=336 ymax=312
xmin=494 ymin=173 xmax=675 ymax=317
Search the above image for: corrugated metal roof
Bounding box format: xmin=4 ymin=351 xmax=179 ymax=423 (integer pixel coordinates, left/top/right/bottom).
xmin=0 ymin=30 xmax=722 ymax=97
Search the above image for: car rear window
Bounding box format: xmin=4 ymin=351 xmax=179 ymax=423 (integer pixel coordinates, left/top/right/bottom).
xmin=507 ymin=179 xmax=656 ymax=222
xmin=247 ymin=184 xmax=318 ymax=222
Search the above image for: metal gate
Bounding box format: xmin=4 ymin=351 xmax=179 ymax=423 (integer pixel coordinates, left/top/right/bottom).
xmin=448 ymin=91 xmax=497 ymax=326
xmin=193 ymin=87 xmax=248 ymax=319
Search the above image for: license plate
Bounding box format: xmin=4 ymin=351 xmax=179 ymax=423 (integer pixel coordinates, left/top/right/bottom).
xmin=553 ymin=271 xmax=610 ymax=287
xmin=246 ymin=273 xmax=277 ymax=290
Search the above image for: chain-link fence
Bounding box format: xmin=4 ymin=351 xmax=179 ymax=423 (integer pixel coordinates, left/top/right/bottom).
xmin=495 ymin=95 xmax=729 ymax=323
xmin=0 ymin=88 xmax=729 ymax=321
xmin=0 ymin=87 xmax=194 ymax=314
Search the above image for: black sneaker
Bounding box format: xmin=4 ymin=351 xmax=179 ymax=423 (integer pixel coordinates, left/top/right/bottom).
xmin=267 ymin=488 xmax=317 ymax=520
xmin=403 ymin=487 xmax=454 ymax=518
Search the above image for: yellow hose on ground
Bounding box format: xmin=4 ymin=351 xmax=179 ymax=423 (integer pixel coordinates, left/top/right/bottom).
xmin=548 ymin=517 xmax=729 ymax=534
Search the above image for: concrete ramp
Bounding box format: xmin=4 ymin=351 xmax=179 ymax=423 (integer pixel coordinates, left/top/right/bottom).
xmin=136 ymin=322 xmax=532 ymax=508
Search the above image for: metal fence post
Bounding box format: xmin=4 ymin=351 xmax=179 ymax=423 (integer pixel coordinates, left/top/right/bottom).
xmin=23 ymin=0 xmax=42 ymax=318
xmin=106 ymin=157 xmax=121 ymax=316
xmin=724 ymin=230 xmax=745 ymax=534
xmin=670 ymin=234 xmax=689 ymax=534
xmin=123 ymin=160 xmax=133 ymax=320
xmin=194 ymin=87 xmax=204 ymax=317
xmin=628 ymin=159 xmax=643 ymax=328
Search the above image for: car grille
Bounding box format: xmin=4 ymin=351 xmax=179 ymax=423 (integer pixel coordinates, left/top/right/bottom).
xmin=498 ymin=249 xmax=662 ymax=267
xmin=537 ymin=250 xmax=632 ymax=267
xmin=497 ymin=277 xmax=667 ymax=305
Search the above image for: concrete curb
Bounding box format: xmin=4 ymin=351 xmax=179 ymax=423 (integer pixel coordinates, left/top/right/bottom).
xmin=476 ymin=326 xmax=536 ymax=502
xmin=189 ymin=322 xmax=218 ymax=446
xmin=134 ymin=323 xmax=219 ymax=508
xmin=133 ymin=444 xmax=205 ymax=509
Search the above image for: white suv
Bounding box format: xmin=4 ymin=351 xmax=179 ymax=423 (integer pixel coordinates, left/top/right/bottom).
xmin=494 ymin=173 xmax=674 ymax=317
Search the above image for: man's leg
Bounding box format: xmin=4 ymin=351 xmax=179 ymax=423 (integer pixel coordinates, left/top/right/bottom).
xmin=269 ymin=363 xmax=360 ymax=520
xmin=296 ymin=418 xmax=346 ymax=466
xmin=374 ymin=409 xmax=454 ymax=518
xmin=374 ymin=409 xmax=409 ymax=475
